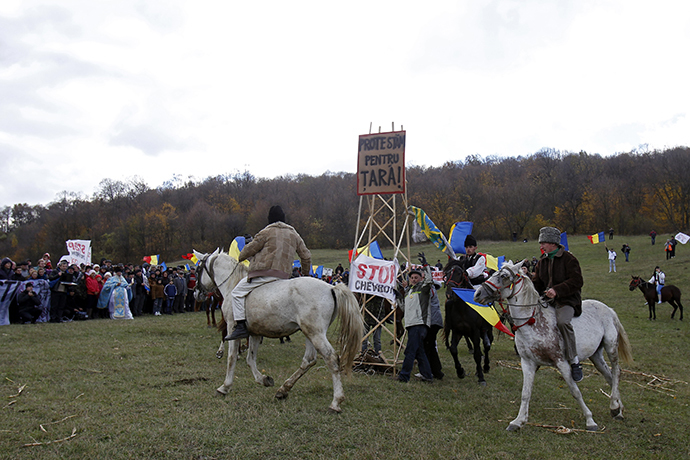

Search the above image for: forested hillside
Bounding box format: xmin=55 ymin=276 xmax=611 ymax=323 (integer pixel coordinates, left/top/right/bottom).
xmin=2 ymin=147 xmax=689 ymax=263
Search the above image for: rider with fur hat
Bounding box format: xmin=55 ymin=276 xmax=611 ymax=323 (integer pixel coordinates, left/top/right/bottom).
xmin=225 ymin=205 xmax=311 ymax=341
xmin=532 ymin=226 xmax=585 ymax=382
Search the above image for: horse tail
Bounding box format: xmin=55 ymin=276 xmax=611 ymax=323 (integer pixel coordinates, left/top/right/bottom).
xmin=332 ymin=284 xmax=365 ymax=376
xmin=217 ymin=316 xmax=227 ymax=335
xmin=614 ymin=314 xmax=634 ymax=364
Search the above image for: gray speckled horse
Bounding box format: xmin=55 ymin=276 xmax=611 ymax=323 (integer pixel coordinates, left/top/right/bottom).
xmin=474 ymin=260 xmax=633 ymax=432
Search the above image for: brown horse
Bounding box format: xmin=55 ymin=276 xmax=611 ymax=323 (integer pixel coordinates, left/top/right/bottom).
xmin=629 ymin=276 xmax=684 ymax=320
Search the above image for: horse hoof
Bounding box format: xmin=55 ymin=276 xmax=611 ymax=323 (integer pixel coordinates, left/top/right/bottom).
xmin=263 ymin=376 xmax=275 ymax=387
xmin=586 ymin=424 xmax=599 ymax=432
xmin=216 ymin=388 xmax=228 ymax=397
xmin=216 ymin=351 xmax=224 ymax=359
xmin=457 ymin=369 xmax=466 ymax=379
xmin=506 ymin=423 xmax=521 ymax=432
xmin=275 ymin=390 xmax=289 ymax=400
xmin=478 ymin=380 xmax=487 ymax=386
xmin=483 ymin=366 xmax=490 ymax=373
xmin=328 ymin=405 xmax=343 ymax=413
xmin=611 ymin=408 xmax=624 ymax=419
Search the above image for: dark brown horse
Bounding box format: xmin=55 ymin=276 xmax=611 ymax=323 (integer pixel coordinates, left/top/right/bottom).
xmin=442 ymin=259 xmax=493 ymax=385
xmin=629 ymin=276 xmax=684 ymax=320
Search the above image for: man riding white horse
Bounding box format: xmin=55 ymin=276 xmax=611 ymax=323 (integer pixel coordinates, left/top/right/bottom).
xmin=532 ymin=226 xmax=585 ymax=382
xmin=225 ymin=205 xmax=311 ymax=341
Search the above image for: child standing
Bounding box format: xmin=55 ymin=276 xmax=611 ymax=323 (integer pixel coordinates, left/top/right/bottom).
xmin=163 ymin=278 xmax=177 ymax=315
xmin=150 ymin=277 xmax=165 ymax=316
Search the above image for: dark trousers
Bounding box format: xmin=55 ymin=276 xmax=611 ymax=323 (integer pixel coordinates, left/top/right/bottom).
xmin=165 ymin=297 xmax=175 ymax=314
xmin=50 ymin=291 xmax=67 ymax=322
xmin=18 ymin=306 xmax=42 ymax=323
xmin=399 ymin=325 xmax=432 ymax=381
xmin=423 ymin=325 xmax=443 ymax=379
xmin=173 ymin=294 xmax=185 ymax=313
xmin=132 ymin=293 xmax=146 ymax=316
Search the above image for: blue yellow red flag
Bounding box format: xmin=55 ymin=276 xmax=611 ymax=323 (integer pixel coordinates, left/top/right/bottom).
xmin=451 ymin=288 xmax=514 ymax=337
xmin=408 ymin=206 xmax=456 ymax=259
xmin=587 ymin=232 xmax=605 ymax=244
xmin=348 ymin=241 xmax=384 ymax=262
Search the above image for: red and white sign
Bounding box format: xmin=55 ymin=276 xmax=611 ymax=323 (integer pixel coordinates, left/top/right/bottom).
xmin=65 ymin=239 xmax=92 ymax=266
xmin=349 ymin=254 xmax=400 ymax=301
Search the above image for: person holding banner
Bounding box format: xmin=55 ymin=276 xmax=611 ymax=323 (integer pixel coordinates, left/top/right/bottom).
xmin=225 ymin=205 xmax=311 ymax=341
xmin=395 ymin=253 xmax=434 ymax=383
xmin=532 ymin=227 xmax=585 ymax=383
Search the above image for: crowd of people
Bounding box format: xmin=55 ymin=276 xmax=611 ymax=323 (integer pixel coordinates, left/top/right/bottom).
xmin=0 ymin=252 xmax=205 ymax=324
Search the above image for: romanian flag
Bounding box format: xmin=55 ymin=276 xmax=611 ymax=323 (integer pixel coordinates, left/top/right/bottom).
xmin=449 ymin=221 xmax=473 ymax=255
xmin=143 ymin=254 xmax=160 ymax=265
xmin=348 ymin=241 xmax=384 ymax=262
xmin=485 ymin=254 xmax=505 ymax=272
xmin=587 ymin=232 xmax=605 ymax=244
xmin=408 ymin=206 xmax=457 ymax=260
xmin=452 ymin=288 xmax=514 ymax=337
xmin=229 ymin=237 xmax=250 ymax=267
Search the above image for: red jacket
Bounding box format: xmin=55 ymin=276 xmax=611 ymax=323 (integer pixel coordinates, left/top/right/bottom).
xmin=86 ymin=276 xmax=101 ymax=296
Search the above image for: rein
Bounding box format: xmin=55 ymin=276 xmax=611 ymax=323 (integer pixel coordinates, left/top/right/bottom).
xmin=197 ymin=252 xmax=241 ymax=296
xmin=485 ymin=267 xmax=549 ymax=333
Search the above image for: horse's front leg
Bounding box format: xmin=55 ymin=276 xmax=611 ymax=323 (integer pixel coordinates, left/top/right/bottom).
xmin=555 ymin=359 xmax=598 ymax=431
xmin=471 ymin=335 xmax=486 ymax=385
xmin=508 ymin=358 xmax=538 ymax=431
xmin=217 ymin=340 xmax=239 ymax=395
xmin=448 ymin=332 xmax=465 ymax=379
xmin=482 ymin=328 xmax=492 ymax=373
xmin=246 ymin=335 xmax=274 ymax=387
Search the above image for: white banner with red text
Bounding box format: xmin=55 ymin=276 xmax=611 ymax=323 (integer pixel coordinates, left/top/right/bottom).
xmin=349 ymin=254 xmax=400 ymax=302
xmin=65 ymin=239 xmax=92 ymax=267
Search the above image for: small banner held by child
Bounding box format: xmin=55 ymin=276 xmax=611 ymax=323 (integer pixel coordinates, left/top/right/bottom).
xmin=349 ymin=254 xmax=400 ymax=302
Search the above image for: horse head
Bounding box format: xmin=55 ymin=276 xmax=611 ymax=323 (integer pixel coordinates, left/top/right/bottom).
xmin=474 ymin=259 xmax=524 ymax=305
xmin=193 ymin=248 xmax=221 ymax=300
xmin=443 ymin=258 xmax=472 ymax=291
xmin=629 ymin=276 xmax=642 ymax=291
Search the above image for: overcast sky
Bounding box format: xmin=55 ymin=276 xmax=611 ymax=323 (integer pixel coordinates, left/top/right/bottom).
xmin=1 ymin=0 xmax=689 ymax=209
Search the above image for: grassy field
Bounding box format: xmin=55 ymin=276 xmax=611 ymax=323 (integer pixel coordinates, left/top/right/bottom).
xmin=1 ymin=234 xmax=688 ymax=459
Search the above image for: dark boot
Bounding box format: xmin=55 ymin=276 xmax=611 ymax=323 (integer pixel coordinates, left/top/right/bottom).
xmin=571 ymin=363 xmax=583 ymax=382
xmin=225 ymin=320 xmax=250 ymax=341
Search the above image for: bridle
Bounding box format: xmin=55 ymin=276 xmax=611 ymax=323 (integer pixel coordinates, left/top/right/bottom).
xmin=194 ymin=251 xmax=241 ymax=297
xmin=480 ymin=264 xmax=549 ymax=333
xmin=444 ymin=263 xmax=472 ymax=290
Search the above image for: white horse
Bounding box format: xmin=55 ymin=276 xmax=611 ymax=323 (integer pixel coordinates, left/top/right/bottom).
xmin=193 ymin=249 xmax=364 ymax=412
xmin=474 ymin=260 xmax=633 ymax=431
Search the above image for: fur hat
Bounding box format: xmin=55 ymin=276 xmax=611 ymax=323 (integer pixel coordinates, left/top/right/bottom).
xmin=538 ymin=227 xmax=561 ymax=244
xmin=268 ymin=205 xmax=285 ymax=224
xmin=464 ymin=235 xmax=477 ymax=247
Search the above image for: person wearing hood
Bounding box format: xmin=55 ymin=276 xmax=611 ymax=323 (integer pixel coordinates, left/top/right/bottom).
xmin=0 ymin=257 xmax=14 ymax=280
xmin=225 ymin=205 xmax=311 ymax=341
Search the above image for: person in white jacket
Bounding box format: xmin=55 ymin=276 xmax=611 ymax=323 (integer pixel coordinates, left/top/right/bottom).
xmin=649 ymin=266 xmax=665 ymax=304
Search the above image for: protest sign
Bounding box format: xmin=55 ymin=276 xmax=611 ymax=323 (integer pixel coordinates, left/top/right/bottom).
xmin=349 ymin=254 xmax=400 ymax=301
xmin=357 ymin=131 xmax=406 ymax=195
